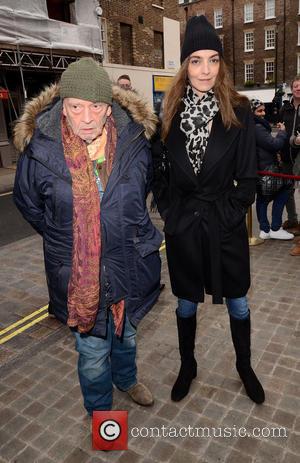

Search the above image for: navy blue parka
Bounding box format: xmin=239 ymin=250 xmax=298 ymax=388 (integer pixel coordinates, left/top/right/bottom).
xmin=13 ymin=84 xmax=162 ymax=337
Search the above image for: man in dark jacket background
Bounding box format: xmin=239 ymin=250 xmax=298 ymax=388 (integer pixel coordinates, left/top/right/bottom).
xmin=279 ymin=75 xmax=300 ymax=242
xmin=13 ymin=58 xmax=162 ymax=415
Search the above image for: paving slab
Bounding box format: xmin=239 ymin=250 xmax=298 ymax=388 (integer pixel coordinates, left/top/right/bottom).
xmin=0 ymin=196 xmax=300 ymax=462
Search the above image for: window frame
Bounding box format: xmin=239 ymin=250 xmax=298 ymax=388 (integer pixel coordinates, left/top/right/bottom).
xmin=265 ymin=27 xmax=276 ymax=50
xmin=244 ymin=3 xmax=254 ymax=23
xmin=265 ymin=0 xmax=275 ymax=20
xmin=244 ymin=62 xmax=254 ymax=83
xmin=264 ymin=59 xmax=275 ymax=82
xmin=244 ymin=30 xmax=254 ymax=52
xmin=214 ymin=8 xmax=223 ymax=29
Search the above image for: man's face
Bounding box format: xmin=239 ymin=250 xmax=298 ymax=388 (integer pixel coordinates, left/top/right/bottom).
xmin=118 ymin=78 xmax=132 ymax=90
xmin=292 ymin=80 xmax=300 ymax=100
xmin=63 ymin=98 xmax=112 ymax=143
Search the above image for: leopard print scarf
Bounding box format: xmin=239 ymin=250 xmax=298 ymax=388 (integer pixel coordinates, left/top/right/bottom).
xmin=180 ymin=85 xmax=219 ymax=175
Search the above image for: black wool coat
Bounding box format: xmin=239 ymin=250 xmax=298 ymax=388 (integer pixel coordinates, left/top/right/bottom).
xmin=152 ymin=104 xmax=257 ymax=304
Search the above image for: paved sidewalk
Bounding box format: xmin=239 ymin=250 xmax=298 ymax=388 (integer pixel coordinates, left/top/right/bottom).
xmin=0 ymin=167 xmax=16 ymax=195
xmin=0 ymin=211 xmax=299 ymax=462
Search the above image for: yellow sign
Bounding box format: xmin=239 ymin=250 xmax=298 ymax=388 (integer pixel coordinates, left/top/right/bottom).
xmin=153 ymin=75 xmax=173 ymax=92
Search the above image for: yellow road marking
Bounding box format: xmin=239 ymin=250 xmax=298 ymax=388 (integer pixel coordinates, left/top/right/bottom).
xmin=0 ymin=239 xmax=166 ymax=344
xmin=0 ymin=312 xmax=49 ymax=345
xmin=159 ymin=240 xmax=165 ymax=252
xmin=0 ymin=191 xmax=13 ymax=197
xmin=0 ymin=305 xmax=48 ymax=337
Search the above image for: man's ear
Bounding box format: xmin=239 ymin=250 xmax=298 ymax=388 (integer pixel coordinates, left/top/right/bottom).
xmin=106 ymin=105 xmax=112 ymax=117
xmin=62 ymin=100 xmax=67 ymax=117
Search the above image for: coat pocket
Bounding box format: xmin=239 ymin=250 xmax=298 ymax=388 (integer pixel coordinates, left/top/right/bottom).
xmin=133 ymin=230 xmax=162 ymax=299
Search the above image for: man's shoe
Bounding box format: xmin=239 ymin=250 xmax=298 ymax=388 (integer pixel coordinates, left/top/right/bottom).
xmin=290 ymin=244 xmax=300 ymax=256
xmin=126 ymin=383 xmax=154 ymax=406
xmin=259 ymin=230 xmax=270 ymax=240
xmin=269 ymin=228 xmax=294 ymax=240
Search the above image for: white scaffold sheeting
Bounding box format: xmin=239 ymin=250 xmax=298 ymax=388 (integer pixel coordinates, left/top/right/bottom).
xmin=0 ymin=0 xmax=102 ymax=55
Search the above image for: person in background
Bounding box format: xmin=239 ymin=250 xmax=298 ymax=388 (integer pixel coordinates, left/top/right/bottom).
xmin=279 ymin=76 xmax=300 ymax=236
xmin=117 ymin=74 xmax=132 ymax=91
xmin=13 ymin=58 xmax=162 ymax=416
xmin=152 ymin=16 xmax=265 ymax=405
xmin=251 ymin=98 xmax=293 ymax=240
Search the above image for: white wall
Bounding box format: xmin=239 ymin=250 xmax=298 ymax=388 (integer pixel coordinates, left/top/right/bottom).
xmin=163 ymin=17 xmax=180 ymax=72
xmin=103 ymin=63 xmax=175 ymax=108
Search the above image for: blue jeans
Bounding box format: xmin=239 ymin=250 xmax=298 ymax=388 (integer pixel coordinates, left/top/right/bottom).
xmin=177 ymin=296 xmax=249 ymax=320
xmin=73 ymin=314 xmax=137 ymax=414
xmin=256 ymin=189 xmax=289 ymax=233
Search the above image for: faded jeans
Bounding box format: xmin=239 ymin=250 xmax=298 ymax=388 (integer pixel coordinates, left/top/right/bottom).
xmin=73 ymin=314 xmax=137 ymax=415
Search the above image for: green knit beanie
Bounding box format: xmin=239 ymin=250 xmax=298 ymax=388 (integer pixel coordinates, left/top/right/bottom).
xmin=60 ymin=57 xmax=112 ymax=104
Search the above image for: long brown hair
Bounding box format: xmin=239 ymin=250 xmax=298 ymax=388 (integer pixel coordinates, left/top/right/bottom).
xmin=161 ymin=57 xmax=249 ymax=141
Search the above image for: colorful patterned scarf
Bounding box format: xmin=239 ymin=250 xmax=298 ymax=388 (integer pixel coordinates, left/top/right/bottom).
xmin=61 ymin=114 xmax=119 ymax=334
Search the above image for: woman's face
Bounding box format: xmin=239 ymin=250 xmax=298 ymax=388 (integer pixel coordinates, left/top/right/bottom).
xmin=187 ymin=49 xmax=220 ymax=97
xmin=254 ymin=105 xmax=265 ymax=118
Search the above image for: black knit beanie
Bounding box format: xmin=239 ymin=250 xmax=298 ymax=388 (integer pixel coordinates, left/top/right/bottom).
xmin=181 ymin=15 xmax=223 ymax=64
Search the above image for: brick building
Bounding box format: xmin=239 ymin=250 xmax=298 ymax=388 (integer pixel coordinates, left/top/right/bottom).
xmin=99 ymin=1 xmax=179 ymax=69
xmin=178 ymin=0 xmax=300 ymax=91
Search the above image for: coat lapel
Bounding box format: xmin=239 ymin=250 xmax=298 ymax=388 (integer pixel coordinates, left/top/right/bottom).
xmin=199 ymin=112 xmax=239 ymax=179
xmin=166 ymin=111 xmax=198 ymax=186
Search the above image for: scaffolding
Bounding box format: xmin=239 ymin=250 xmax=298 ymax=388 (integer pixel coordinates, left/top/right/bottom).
xmin=0 ymin=0 xmax=103 ymax=57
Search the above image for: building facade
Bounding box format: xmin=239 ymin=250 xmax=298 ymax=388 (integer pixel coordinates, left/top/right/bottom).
xmin=0 ymin=0 xmax=102 ymax=166
xmin=99 ymin=1 xmax=179 ymax=69
xmin=178 ymin=0 xmax=300 ymax=92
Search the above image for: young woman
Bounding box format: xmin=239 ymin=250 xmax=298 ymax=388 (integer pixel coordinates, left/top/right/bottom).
xmin=152 ymin=16 xmax=265 ymax=405
xmin=251 ymin=98 xmax=293 ymax=240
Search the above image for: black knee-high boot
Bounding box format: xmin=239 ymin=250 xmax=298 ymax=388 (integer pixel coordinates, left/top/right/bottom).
xmin=171 ymin=311 xmax=197 ymax=402
xmin=229 ymin=314 xmax=265 ymax=404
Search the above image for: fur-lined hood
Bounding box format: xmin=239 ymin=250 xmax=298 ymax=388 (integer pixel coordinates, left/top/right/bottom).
xmin=14 ymin=83 xmax=158 ymax=152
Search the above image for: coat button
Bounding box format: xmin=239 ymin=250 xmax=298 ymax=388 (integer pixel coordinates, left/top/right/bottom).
xmin=194 ymin=211 xmax=200 ymax=217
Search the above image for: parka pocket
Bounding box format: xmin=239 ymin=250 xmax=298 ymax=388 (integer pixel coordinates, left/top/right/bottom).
xmin=133 ymin=242 xmax=161 ymax=299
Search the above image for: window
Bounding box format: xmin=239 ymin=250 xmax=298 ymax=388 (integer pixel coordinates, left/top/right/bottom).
xmin=244 ymin=3 xmax=254 ymax=23
xmin=244 ymin=62 xmax=254 ymax=82
xmin=46 ymin=0 xmax=75 ymax=23
xmin=120 ymin=23 xmax=133 ymax=65
xmin=100 ymin=18 xmax=108 ymax=62
xmin=265 ymin=60 xmax=275 ymax=82
xmin=153 ymin=31 xmax=164 ymax=68
xmin=265 ymin=0 xmax=275 ymax=19
xmin=214 ymin=8 xmax=223 ymax=29
xmin=265 ymin=27 xmax=275 ymax=49
xmin=244 ymin=31 xmax=254 ymax=52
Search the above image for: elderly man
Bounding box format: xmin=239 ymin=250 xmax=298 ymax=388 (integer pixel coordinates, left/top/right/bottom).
xmin=13 ymin=58 xmax=162 ymax=415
